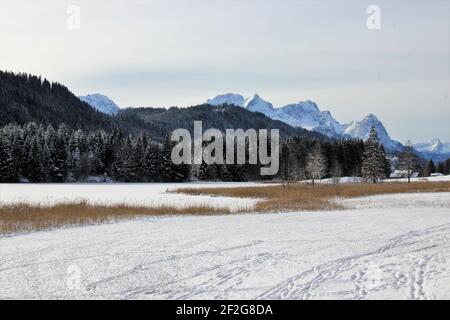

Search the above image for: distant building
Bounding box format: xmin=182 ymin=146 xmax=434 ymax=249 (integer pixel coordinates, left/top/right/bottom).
xmin=389 ymin=170 xmax=419 ymax=179
xmin=430 ymin=173 xmax=444 ymax=177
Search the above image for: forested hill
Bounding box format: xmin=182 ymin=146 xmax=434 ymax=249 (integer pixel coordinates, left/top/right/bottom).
xmin=118 ymin=105 xmax=324 ymax=141
xmin=0 ymin=70 xmax=325 ymax=141
xmin=0 ymin=71 xmax=117 ymax=131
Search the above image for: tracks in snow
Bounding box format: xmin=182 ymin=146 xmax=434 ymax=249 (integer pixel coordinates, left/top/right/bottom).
xmin=258 ymin=223 xmax=450 ymax=300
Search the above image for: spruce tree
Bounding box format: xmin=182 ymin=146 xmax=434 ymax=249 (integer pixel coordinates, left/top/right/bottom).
xmin=444 ymin=158 xmax=450 ymax=175
xmin=26 ymin=137 xmax=45 ymax=182
xmin=437 ymin=162 xmax=445 ymax=175
xmin=0 ymin=135 xmax=18 ymax=182
xmin=361 ymin=126 xmax=388 ymax=183
xmin=423 ymin=160 xmax=436 ymax=176
xmin=143 ymin=142 xmax=160 ymax=181
xmin=197 ymin=161 xmax=210 ymax=181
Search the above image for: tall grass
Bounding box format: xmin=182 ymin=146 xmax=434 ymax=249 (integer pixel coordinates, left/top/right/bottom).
xmin=0 ymin=202 xmax=232 ymax=235
xmin=1 ymin=181 xmax=449 ymax=235
xmin=175 ymin=181 xmax=450 ymax=212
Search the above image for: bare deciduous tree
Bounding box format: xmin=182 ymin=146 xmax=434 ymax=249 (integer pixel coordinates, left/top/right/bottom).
xmin=398 ymin=140 xmax=417 ymax=183
xmin=330 ymin=159 xmax=342 ymax=186
xmin=306 ymin=144 xmax=327 ymax=187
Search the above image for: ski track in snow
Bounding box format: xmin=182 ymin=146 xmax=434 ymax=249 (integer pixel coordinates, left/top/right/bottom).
xmin=0 ymin=190 xmax=450 ymax=300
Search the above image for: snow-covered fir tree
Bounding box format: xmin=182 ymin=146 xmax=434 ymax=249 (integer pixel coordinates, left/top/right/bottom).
xmin=362 ymin=126 xmax=388 ymax=183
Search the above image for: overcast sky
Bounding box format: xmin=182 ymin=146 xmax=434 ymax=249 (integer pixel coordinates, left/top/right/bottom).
xmin=1 ymin=0 xmax=449 ymax=142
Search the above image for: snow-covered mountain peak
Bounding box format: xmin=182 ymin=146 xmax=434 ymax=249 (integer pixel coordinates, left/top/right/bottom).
xmin=206 ymin=93 xmax=244 ymax=107
xmin=429 ymin=139 xmax=446 ymax=152
xmin=343 ymin=114 xmax=403 ymax=151
xmin=78 ymin=93 xmax=120 ymax=116
xmin=298 ymin=100 xmax=320 ymax=113
xmin=363 ymin=113 xmax=379 ymax=122
xmin=203 ymin=93 xmax=403 ymax=151
xmin=243 ymin=94 xmax=274 ymax=113
xmin=278 ymin=101 xmax=343 ymax=135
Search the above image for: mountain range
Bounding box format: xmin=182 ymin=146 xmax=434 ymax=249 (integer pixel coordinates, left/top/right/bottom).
xmin=413 ymin=139 xmax=450 ymax=163
xmin=0 ymin=71 xmax=319 ymax=142
xmin=80 ymin=90 xmax=449 ymax=161
xmin=1 ymin=70 xmax=446 ymax=162
xmin=206 ymin=93 xmax=404 ymax=151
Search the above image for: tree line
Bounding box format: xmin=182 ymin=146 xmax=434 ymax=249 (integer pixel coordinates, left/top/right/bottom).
xmin=1 ymin=122 xmax=447 ymax=183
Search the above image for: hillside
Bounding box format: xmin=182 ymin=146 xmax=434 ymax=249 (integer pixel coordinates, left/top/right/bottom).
xmin=0 ymin=71 xmax=116 ymax=131
xmin=119 ymin=104 xmax=324 ymax=141
xmin=0 ymin=71 xmax=325 ymax=142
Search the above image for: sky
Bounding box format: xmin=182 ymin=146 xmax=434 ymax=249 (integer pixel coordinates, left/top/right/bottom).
xmin=0 ymin=0 xmax=449 ymax=143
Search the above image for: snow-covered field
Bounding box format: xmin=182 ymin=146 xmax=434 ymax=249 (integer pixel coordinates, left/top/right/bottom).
xmin=1 ymin=190 xmax=449 ymax=300
xmin=0 ymin=182 xmax=262 ymax=212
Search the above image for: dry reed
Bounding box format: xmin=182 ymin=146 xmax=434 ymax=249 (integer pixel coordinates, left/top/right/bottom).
xmin=2 ymin=181 xmax=449 ymax=235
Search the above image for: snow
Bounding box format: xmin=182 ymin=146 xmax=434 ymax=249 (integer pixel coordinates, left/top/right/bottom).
xmin=342 ymin=192 xmax=450 ymax=210
xmin=1 ymin=191 xmax=449 ymax=299
xmin=0 ymin=183 xmax=262 ymax=212
xmin=78 ymin=93 xmax=120 ymax=116
xmin=384 ymin=174 xmax=450 ymax=183
xmin=314 ymin=175 xmax=450 ymax=184
xmin=319 ymin=176 xmax=365 ymax=184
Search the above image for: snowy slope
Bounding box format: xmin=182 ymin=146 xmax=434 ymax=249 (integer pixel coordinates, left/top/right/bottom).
xmin=205 ymin=94 xmax=402 ymax=150
xmin=79 ymin=93 xmax=120 ymax=115
xmin=1 ymin=191 xmax=449 ymax=299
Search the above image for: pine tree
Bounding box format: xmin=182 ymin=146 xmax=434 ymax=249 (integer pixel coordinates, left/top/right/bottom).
xmin=89 ymin=131 xmax=106 ymax=175
xmin=444 ymin=158 xmax=450 ymax=175
xmin=423 ymin=160 xmax=436 ymax=176
xmin=132 ymin=133 xmax=146 ymax=181
xmin=197 ymin=161 xmax=210 ymax=181
xmin=143 ymin=142 xmax=160 ymax=181
xmin=115 ymin=136 xmax=137 ymax=182
xmin=437 ymin=162 xmax=445 ymax=175
xmin=26 ymin=137 xmax=45 ymax=182
xmin=0 ymin=134 xmax=18 ymax=182
xmin=160 ymin=136 xmax=189 ymax=182
xmin=74 ymin=152 xmax=91 ymax=181
xmin=361 ymin=126 xmax=388 ymax=183
xmin=47 ymin=125 xmax=69 ymax=182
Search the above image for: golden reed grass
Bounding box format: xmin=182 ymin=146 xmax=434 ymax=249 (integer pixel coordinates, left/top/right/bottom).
xmin=1 ymin=182 xmax=449 ymax=235
xmin=0 ymin=202 xmax=232 ymax=235
xmin=175 ymin=181 xmax=450 ymax=212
